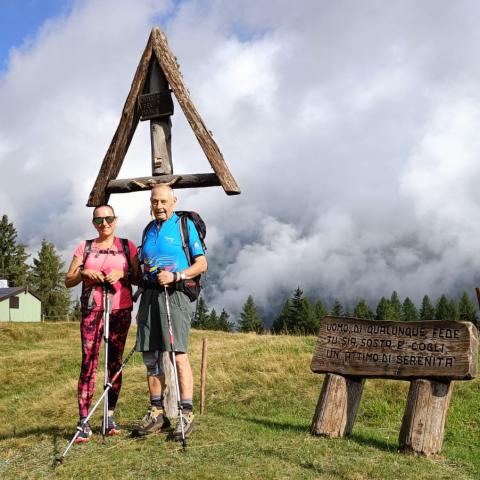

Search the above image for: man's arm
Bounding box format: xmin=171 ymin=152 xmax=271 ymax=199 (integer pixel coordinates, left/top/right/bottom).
xmin=183 ymin=255 xmax=207 ymax=278
xmin=157 ymin=255 xmax=207 ymax=286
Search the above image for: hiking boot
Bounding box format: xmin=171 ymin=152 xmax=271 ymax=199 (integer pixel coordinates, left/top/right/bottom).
xmin=133 ymin=406 xmax=171 ymax=436
xmin=105 ymin=416 xmax=121 ymax=436
xmin=74 ymin=421 xmax=92 ymax=444
xmin=172 ymin=411 xmax=194 ymax=441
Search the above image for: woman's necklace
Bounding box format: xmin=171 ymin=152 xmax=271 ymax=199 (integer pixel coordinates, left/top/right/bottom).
xmin=94 ymin=237 xmax=116 ymax=271
xmin=95 ymin=236 xmax=115 ymax=249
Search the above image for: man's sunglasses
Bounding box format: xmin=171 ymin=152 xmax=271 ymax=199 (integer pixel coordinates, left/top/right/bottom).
xmin=93 ymin=216 xmax=116 ymax=225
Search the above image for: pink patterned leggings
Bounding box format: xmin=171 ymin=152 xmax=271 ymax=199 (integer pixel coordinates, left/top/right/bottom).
xmin=78 ymin=309 xmax=131 ymax=418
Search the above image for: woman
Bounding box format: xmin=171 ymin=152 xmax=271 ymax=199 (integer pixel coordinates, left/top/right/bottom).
xmin=65 ymin=205 xmax=139 ymax=443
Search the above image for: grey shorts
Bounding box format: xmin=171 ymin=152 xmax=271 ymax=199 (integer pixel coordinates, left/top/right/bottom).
xmin=136 ymin=288 xmax=193 ymax=353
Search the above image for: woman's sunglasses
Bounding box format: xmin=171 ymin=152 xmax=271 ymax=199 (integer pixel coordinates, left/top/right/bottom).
xmin=93 ymin=216 xmax=116 ymax=225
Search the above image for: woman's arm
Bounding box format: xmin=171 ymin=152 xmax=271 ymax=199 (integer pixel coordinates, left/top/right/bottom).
xmin=65 ymin=256 xmax=83 ymax=288
xmin=65 ymin=255 xmax=106 ymax=288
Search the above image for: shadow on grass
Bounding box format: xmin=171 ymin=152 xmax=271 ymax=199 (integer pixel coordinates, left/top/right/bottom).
xmin=226 ymin=414 xmax=309 ymax=434
xmin=222 ymin=412 xmax=398 ymax=454
xmin=348 ymin=432 xmax=398 ymax=453
xmin=0 ymin=426 xmax=69 ymax=441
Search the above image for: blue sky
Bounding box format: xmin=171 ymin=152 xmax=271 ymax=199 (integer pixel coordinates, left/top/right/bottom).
xmin=0 ymin=0 xmax=74 ymax=71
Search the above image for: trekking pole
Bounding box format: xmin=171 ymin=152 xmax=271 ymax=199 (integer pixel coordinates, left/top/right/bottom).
xmin=55 ymin=345 xmax=136 ymax=465
xmin=163 ymin=285 xmax=187 ymax=449
xmin=102 ymin=284 xmax=110 ymax=440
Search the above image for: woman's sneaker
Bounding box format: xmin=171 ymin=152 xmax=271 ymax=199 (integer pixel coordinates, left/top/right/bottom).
xmin=133 ymin=406 xmax=171 ymax=436
xmin=74 ymin=421 xmax=92 ymax=444
xmin=172 ymin=411 xmax=194 ymax=441
xmin=106 ymin=416 xmax=121 ymax=436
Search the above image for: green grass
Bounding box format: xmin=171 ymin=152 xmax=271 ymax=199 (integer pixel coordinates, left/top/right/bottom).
xmin=0 ymin=322 xmax=479 ymax=479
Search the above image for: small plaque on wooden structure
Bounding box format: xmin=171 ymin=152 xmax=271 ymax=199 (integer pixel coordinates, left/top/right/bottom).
xmin=138 ymin=91 xmax=174 ymax=120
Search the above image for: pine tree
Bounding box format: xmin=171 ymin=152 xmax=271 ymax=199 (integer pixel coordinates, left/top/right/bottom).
xmin=447 ymin=298 xmax=459 ymax=321
xmin=314 ymin=299 xmax=327 ymax=325
xmin=458 ymin=292 xmax=477 ymax=324
xmin=30 ymin=240 xmax=70 ymax=319
xmin=375 ymin=297 xmax=393 ymax=320
xmin=191 ymin=297 xmax=209 ymax=329
xmin=0 ymin=214 xmax=29 ymax=286
xmin=435 ymin=294 xmax=450 ymax=321
xmin=353 ymin=299 xmax=374 ymax=319
xmin=287 ymin=288 xmax=317 ymax=334
xmin=272 ymin=299 xmax=291 ymax=334
xmin=390 ymin=291 xmax=402 ymax=321
xmin=419 ymin=295 xmax=435 ymax=320
xmin=207 ymin=308 xmax=219 ymax=330
xmin=344 ymin=303 xmax=351 ymax=317
xmin=238 ymin=295 xmax=264 ymax=333
xmin=401 ymin=297 xmax=419 ymax=322
xmin=330 ymin=299 xmax=343 ymax=317
xmin=217 ymin=309 xmax=233 ymax=332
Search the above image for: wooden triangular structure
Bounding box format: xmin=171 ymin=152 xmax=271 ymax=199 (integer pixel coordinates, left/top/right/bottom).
xmin=87 ymin=27 xmax=240 ymax=207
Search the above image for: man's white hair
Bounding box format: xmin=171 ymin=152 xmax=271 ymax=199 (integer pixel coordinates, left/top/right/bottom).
xmin=150 ymin=184 xmax=176 ymax=199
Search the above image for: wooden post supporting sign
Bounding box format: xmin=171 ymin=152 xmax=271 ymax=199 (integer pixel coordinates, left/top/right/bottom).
xmin=310 ymin=316 xmax=478 ymax=456
xmin=399 ymin=379 xmax=453 ymax=455
xmin=310 ymin=373 xmax=364 ymax=437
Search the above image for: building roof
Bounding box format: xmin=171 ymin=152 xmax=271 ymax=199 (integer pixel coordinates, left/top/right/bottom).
xmin=0 ymin=287 xmax=42 ymax=302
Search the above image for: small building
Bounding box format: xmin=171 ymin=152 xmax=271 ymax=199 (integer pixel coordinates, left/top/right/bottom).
xmin=0 ymin=287 xmax=42 ymax=322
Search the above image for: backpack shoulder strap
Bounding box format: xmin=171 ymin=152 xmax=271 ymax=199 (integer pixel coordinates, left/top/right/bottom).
xmin=179 ymin=215 xmax=192 ymax=266
xmin=119 ymin=238 xmax=132 ymax=274
xmin=82 ymin=239 xmax=94 ymax=266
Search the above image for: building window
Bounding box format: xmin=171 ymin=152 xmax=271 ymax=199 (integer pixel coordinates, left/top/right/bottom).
xmin=9 ymin=296 xmax=19 ymax=309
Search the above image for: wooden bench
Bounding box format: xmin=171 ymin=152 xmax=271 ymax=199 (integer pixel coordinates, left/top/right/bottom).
xmin=310 ymin=316 xmax=478 ymax=456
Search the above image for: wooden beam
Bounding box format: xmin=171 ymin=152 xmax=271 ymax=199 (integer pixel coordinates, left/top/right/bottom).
xmin=151 ymin=27 xmax=241 ymax=196
xmin=87 ymin=33 xmax=154 ymax=207
xmin=107 ymin=173 xmax=221 ymax=193
xmin=145 ymin=58 xmax=173 ymax=175
xmin=200 ymin=338 xmax=208 ymax=415
xmin=162 ymin=351 xmax=177 ymax=418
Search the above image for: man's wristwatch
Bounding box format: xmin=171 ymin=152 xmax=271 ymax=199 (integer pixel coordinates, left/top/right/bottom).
xmin=180 ymin=271 xmax=186 ymax=281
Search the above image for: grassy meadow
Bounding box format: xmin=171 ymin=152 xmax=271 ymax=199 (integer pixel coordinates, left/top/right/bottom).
xmin=0 ymin=322 xmax=479 ymax=479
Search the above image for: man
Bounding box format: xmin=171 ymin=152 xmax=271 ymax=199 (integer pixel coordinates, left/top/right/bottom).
xmin=135 ymin=184 xmax=207 ymax=440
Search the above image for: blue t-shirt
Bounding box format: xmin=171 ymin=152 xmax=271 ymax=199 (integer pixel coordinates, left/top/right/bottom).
xmin=141 ymin=212 xmax=204 ymax=283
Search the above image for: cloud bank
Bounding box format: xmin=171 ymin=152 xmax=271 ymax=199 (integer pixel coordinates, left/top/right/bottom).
xmin=2 ymin=0 xmax=480 ymax=321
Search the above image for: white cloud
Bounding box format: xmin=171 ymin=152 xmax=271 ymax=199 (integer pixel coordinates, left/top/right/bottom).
xmin=2 ymin=0 xmax=480 ymax=321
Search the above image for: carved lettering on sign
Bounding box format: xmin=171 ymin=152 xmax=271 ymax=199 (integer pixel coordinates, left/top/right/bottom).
xmin=311 ymin=317 xmax=478 ymax=380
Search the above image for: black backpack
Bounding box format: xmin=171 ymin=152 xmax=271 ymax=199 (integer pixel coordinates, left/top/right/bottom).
xmin=139 ymin=211 xmax=206 ymax=301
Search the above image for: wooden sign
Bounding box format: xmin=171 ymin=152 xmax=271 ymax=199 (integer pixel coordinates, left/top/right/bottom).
xmin=311 ymin=316 xmax=478 ymax=380
xmin=310 ymin=315 xmax=478 ymax=455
